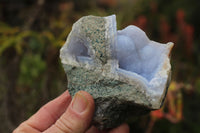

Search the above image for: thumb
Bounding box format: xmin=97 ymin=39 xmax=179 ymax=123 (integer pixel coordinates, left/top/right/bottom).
xmin=44 ymin=91 xmax=95 ymax=133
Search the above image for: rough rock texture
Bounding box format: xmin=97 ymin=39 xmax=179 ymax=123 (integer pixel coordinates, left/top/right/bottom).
xmin=60 ymin=15 xmax=173 ymax=130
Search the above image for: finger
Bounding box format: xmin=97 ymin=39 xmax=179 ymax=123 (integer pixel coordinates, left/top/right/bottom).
xmin=44 ymin=91 xmax=95 ymax=133
xmin=26 ymin=90 xmax=72 ymax=131
xmin=13 ymin=122 xmax=40 ymax=133
xmin=109 ymin=123 xmax=130 ymax=133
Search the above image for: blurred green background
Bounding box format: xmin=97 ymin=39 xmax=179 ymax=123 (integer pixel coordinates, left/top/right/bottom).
xmin=0 ymin=0 xmax=200 ymax=132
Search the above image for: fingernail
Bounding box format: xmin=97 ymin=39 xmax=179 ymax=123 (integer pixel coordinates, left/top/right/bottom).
xmin=72 ymin=92 xmax=88 ymax=113
xmin=61 ymin=90 xmax=70 ymax=97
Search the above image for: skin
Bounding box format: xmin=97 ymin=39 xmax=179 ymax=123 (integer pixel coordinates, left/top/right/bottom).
xmin=13 ymin=90 xmax=129 ymax=133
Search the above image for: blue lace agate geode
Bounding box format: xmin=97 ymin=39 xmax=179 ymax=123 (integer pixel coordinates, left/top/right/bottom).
xmin=60 ymin=15 xmax=173 ymax=130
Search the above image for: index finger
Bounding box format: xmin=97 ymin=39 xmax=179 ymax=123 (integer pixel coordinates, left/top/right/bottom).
xmin=25 ymin=90 xmax=72 ymax=131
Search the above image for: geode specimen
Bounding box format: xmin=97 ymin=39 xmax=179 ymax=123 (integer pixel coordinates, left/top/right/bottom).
xmin=60 ymin=15 xmax=173 ymax=130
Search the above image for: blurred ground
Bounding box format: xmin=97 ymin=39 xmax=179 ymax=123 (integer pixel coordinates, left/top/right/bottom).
xmin=0 ymin=0 xmax=200 ymax=133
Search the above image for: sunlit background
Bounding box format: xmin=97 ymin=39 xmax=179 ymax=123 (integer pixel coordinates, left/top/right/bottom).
xmin=0 ymin=0 xmax=200 ymax=132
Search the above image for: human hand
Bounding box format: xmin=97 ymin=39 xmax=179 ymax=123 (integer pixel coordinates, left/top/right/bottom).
xmin=13 ymin=90 xmax=129 ymax=133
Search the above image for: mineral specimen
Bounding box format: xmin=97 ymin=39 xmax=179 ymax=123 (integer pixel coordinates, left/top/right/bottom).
xmin=60 ymin=15 xmax=173 ymax=130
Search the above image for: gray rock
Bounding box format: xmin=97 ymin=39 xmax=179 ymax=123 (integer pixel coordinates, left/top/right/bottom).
xmin=60 ymin=15 xmax=173 ymax=130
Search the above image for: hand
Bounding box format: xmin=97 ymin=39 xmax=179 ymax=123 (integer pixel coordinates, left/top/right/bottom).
xmin=13 ymin=90 xmax=129 ymax=133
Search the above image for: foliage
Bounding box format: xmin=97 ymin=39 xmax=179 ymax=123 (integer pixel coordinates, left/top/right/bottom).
xmin=18 ymin=54 xmax=46 ymax=87
xmin=0 ymin=0 xmax=200 ymax=133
